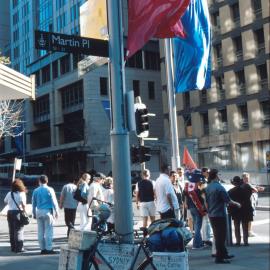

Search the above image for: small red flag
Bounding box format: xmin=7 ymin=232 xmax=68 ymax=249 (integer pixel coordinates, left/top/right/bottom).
xmin=127 ymin=0 xmax=190 ymax=58
xmin=182 ymin=146 xmax=197 ymax=171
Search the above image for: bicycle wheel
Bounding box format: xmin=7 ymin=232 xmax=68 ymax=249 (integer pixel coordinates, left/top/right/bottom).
xmin=137 ymin=257 xmax=156 ymax=270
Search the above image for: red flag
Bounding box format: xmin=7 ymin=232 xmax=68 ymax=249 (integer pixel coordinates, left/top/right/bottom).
xmin=182 ymin=146 xmax=197 ymax=170
xmin=127 ymin=0 xmax=190 ymax=58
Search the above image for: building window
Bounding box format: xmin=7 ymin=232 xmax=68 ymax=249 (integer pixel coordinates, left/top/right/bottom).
xmin=126 ymin=51 xmax=143 ymax=69
xmin=200 ymin=89 xmax=207 ymax=104
xmin=13 ymin=12 xmax=19 ymax=25
xmin=201 ymin=112 xmax=209 ymax=135
xmin=212 ymin=11 xmax=220 ymax=35
xmin=13 ymin=46 xmax=20 ymax=59
xmin=52 ymin=61 xmax=58 ymax=79
xmin=252 ymin=0 xmax=262 ymax=18
xmin=100 ymin=77 xmax=108 ymax=96
xmin=255 ymin=28 xmax=265 ymax=55
xmin=184 ymin=92 xmax=190 ymax=109
xmin=239 ymin=104 xmax=249 ymax=131
xmin=61 ymin=80 xmax=83 ymax=110
xmin=62 ymin=111 xmax=84 ymax=143
xmin=145 ymin=51 xmax=160 ymax=70
xmin=198 ymin=146 xmax=232 ymax=170
xmin=257 ymin=63 xmax=268 ymax=89
xmin=257 ymin=140 xmax=270 ymax=170
xmin=60 ymin=54 xmax=70 ymax=75
xmin=12 ymin=0 xmax=18 ymax=8
xmin=133 ymin=80 xmax=140 ymax=97
xmin=183 ymin=115 xmax=192 ymax=138
xmin=33 ymin=95 xmax=50 ymax=123
xmin=218 ymin=108 xmax=228 ymax=134
xmin=148 ymin=81 xmax=155 ymax=100
xmin=231 ymin=3 xmax=240 ymax=26
xmin=236 ymin=143 xmax=255 ymax=170
xmin=214 ymin=43 xmax=222 ymax=67
xmin=41 ymin=65 xmax=50 ymax=84
xmin=216 ymin=75 xmax=225 ymax=100
xmin=236 ymin=70 xmax=246 ymax=95
xmin=261 ymin=101 xmax=270 ymax=127
xmin=13 ymin=29 xmax=19 ymax=42
xmin=233 ymin=36 xmax=243 ymax=61
xmin=73 ymin=53 xmax=84 ymax=69
xmin=35 ymin=71 xmax=40 ymax=87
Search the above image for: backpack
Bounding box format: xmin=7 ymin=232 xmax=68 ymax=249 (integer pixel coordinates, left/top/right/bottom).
xmin=73 ymin=188 xmax=87 ymax=204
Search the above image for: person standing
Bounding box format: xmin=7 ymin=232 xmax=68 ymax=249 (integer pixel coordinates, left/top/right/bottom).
xmin=228 ymin=176 xmax=253 ymax=246
xmin=59 ymin=179 xmax=78 ymax=236
xmin=242 ymin=172 xmax=265 ymax=237
xmin=135 ymin=169 xmax=156 ymax=228
xmin=205 ymin=169 xmax=241 ymax=264
xmin=169 ymin=171 xmax=183 ymax=219
xmin=32 ymin=175 xmax=59 ymax=255
xmin=200 ymin=167 xmax=212 ymax=247
xmin=155 ymin=164 xmax=179 ymax=219
xmin=76 ymin=173 xmax=91 ymax=230
xmin=4 ymin=179 xmax=27 ymax=253
xmin=103 ymin=177 xmax=115 ymax=233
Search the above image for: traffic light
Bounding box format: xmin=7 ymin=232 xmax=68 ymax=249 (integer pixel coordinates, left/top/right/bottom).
xmin=139 ymin=146 xmax=151 ymax=163
xmin=131 ymin=146 xmax=140 ymax=164
xmin=134 ymin=103 xmax=149 ymax=138
xmin=130 ymin=145 xmax=151 ymax=164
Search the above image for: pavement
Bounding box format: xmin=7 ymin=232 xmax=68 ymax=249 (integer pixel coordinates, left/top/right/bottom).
xmin=0 ymin=191 xmax=269 ymax=270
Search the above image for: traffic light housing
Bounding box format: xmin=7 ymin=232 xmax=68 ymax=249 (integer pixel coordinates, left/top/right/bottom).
xmin=131 ymin=146 xmax=140 ymax=164
xmin=139 ymin=146 xmax=151 ymax=163
xmin=130 ymin=145 xmax=151 ymax=164
xmin=134 ymin=103 xmax=149 ymax=138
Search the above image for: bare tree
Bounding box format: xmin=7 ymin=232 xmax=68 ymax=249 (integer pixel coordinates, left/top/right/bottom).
xmin=0 ymin=100 xmax=24 ymax=139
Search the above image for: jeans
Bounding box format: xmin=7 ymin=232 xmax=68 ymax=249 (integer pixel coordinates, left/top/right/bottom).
xmin=190 ymin=207 xmax=203 ymax=248
xmin=202 ymin=214 xmax=212 ymax=241
xmin=36 ymin=209 xmax=54 ymax=251
xmin=234 ymin=219 xmax=249 ymax=245
xmin=7 ymin=210 xmax=24 ymax=252
xmin=160 ymin=208 xmax=175 ymax=219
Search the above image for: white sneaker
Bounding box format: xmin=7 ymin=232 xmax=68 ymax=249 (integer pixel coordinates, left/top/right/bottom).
xmin=249 ymin=231 xmax=256 ymax=237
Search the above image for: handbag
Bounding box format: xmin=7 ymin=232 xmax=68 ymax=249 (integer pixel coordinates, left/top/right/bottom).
xmin=73 ymin=188 xmax=88 ymax=204
xmin=11 ymin=192 xmax=30 ymax=226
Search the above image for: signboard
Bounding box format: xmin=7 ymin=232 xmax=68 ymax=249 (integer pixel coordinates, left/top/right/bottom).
xmin=35 ymin=30 xmax=108 ymax=57
xmin=152 ymin=252 xmax=189 ymax=270
xmin=97 ymin=243 xmax=137 ymax=269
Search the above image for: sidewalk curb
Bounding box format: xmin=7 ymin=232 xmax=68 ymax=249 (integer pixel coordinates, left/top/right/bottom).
xmin=256 ymin=206 xmax=270 ymax=211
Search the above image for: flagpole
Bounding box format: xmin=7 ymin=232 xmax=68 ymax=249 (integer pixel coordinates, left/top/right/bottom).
xmin=164 ymin=38 xmax=181 ymax=171
xmin=107 ymin=0 xmax=133 ymax=243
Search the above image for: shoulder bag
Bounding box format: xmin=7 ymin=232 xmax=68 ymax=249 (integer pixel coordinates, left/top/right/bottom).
xmin=11 ymin=192 xmax=30 ymax=226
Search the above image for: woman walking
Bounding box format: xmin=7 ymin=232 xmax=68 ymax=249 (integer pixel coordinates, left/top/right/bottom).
xmin=4 ymin=179 xmax=27 ymax=253
xmin=76 ymin=173 xmax=91 ymax=230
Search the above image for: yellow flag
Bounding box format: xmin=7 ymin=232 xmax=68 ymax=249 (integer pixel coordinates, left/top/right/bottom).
xmin=80 ymin=0 xmax=108 ymax=40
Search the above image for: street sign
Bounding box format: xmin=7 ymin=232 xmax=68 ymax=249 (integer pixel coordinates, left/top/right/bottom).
xmin=35 ymin=30 xmax=108 ymax=57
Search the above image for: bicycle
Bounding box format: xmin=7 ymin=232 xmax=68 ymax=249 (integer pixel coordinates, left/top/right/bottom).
xmin=82 ymin=198 xmax=156 ymax=270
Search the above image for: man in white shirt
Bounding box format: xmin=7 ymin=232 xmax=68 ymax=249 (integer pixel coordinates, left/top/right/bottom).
xmin=155 ymin=164 xmax=179 ymax=219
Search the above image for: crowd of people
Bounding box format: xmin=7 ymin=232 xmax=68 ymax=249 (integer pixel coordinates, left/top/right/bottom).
xmin=3 ymin=166 xmax=264 ymax=264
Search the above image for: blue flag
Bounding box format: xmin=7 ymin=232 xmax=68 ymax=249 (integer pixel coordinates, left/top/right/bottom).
xmin=173 ymin=0 xmax=211 ymax=93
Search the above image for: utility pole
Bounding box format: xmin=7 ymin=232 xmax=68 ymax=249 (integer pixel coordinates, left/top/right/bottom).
xmin=165 ymin=38 xmax=181 ymax=170
xmin=107 ymin=0 xmax=133 ymax=243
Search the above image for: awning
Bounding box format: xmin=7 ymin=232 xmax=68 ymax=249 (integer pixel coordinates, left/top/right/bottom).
xmin=0 ymin=63 xmax=35 ymax=100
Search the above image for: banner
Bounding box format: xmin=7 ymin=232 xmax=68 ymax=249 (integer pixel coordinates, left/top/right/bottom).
xmin=173 ymin=0 xmax=211 ymax=93
xmin=127 ymin=0 xmax=190 ymax=58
